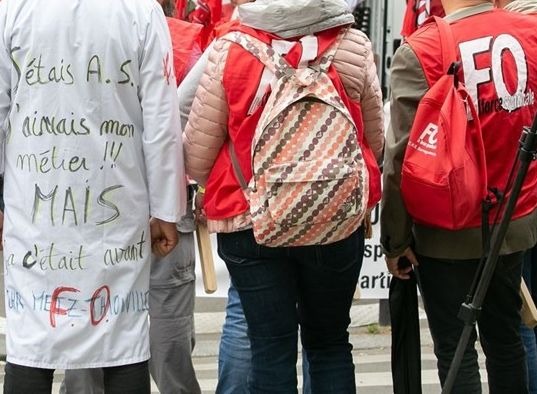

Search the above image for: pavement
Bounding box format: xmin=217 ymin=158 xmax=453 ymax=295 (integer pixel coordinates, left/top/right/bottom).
xmin=0 ymin=297 xmax=489 ymax=393
xmin=192 ymin=298 xmax=411 ymax=357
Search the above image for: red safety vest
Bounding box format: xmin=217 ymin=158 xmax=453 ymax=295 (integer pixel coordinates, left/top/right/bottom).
xmin=187 ymin=0 xmax=223 ymax=49
xmin=401 ymin=0 xmax=445 ymax=37
xmin=406 ymin=9 xmax=537 ymax=227
xmin=203 ymin=24 xmax=381 ymax=221
xmin=221 ymin=4 xmax=234 ymax=22
xmin=166 ymin=18 xmax=203 ymax=85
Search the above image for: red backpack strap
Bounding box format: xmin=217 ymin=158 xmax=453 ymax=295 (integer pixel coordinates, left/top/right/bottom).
xmin=432 ymin=16 xmax=457 ymax=74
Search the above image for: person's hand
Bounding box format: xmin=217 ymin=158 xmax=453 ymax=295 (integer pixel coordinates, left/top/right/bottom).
xmin=150 ymin=218 xmax=179 ymax=257
xmin=385 ymin=247 xmax=419 ymax=280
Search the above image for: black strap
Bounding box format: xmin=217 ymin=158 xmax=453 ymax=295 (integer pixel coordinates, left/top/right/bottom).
xmin=448 ymin=61 xmax=461 ymax=87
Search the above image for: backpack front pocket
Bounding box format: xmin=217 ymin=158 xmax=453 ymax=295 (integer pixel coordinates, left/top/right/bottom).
xmin=262 ymin=158 xmax=364 ymax=228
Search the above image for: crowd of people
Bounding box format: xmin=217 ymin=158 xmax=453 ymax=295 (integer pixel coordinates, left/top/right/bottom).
xmin=0 ymin=0 xmax=536 ymax=393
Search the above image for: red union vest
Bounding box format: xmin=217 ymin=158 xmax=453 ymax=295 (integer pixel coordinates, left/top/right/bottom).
xmin=202 ymin=25 xmax=381 ymax=221
xmin=406 ymin=9 xmax=537 ymax=228
xmin=401 ymin=0 xmax=445 ymax=37
xmin=166 ymin=18 xmax=203 ymax=85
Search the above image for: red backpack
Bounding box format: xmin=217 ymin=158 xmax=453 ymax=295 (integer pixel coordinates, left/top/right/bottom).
xmin=400 ymin=17 xmax=488 ymax=230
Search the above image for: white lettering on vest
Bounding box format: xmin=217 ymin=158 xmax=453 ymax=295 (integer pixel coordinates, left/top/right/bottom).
xmin=459 ymin=34 xmax=533 ymax=113
xmin=459 ymin=36 xmax=493 ymax=110
xmin=492 ymin=34 xmax=528 ymax=111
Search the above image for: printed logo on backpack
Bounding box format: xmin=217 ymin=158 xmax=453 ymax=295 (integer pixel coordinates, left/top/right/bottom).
xmin=222 ymin=30 xmax=369 ymax=247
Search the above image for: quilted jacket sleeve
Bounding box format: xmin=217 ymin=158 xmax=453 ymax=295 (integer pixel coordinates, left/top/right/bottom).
xmin=183 ymin=39 xmax=231 ymax=186
xmin=333 ymin=29 xmax=384 ymax=164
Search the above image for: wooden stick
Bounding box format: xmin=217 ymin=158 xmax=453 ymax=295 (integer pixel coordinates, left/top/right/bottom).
xmin=196 ymin=222 xmax=217 ymax=294
xmin=521 ymin=278 xmax=537 ymax=329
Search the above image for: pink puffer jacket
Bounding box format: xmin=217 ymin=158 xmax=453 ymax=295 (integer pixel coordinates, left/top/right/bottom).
xmin=184 ymin=28 xmax=384 ymax=233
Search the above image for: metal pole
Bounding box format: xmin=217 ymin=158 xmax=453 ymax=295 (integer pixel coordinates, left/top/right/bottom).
xmin=442 ymin=121 xmax=537 ymax=393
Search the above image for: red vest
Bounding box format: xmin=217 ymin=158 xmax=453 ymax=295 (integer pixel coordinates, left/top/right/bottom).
xmin=407 ymin=9 xmax=537 ymax=227
xmin=166 ymin=18 xmax=203 ymax=85
xmin=187 ymin=0 xmax=224 ymax=49
xmin=221 ymin=4 xmax=234 ymax=22
xmin=203 ymin=25 xmax=381 ymax=221
xmin=401 ymin=0 xmax=445 ymax=37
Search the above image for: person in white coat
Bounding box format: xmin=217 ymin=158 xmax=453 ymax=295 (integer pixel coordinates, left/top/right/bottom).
xmin=0 ymin=0 xmax=186 ymax=393
xmin=59 ymin=1 xmax=203 ymax=393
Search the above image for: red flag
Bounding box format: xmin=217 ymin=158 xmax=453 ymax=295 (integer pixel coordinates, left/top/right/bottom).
xmin=186 ymin=0 xmax=224 ymax=50
xmin=401 ymin=0 xmax=445 ymax=37
xmin=189 ymin=0 xmax=222 ymax=26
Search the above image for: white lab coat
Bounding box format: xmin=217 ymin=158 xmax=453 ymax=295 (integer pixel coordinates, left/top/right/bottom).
xmin=0 ymin=0 xmax=186 ymax=369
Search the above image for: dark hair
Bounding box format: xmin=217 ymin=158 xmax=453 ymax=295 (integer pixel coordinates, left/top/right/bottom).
xmin=161 ymin=0 xmax=176 ymax=17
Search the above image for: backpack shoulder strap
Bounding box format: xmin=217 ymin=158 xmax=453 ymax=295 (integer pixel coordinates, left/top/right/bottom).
xmin=313 ymin=27 xmax=350 ymax=74
xmin=432 ymin=16 xmax=457 ymax=74
xmin=220 ymin=31 xmax=295 ymax=79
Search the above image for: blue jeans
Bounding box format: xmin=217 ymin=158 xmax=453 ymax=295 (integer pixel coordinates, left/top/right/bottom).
xmin=216 ymin=284 xmax=252 ymax=394
xmin=216 ymin=283 xmax=312 ymax=394
xmin=218 ymin=228 xmax=363 ymax=393
xmin=521 ymin=248 xmax=537 ymax=394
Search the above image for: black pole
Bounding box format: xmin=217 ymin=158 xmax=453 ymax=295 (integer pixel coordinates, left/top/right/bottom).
xmin=442 ymin=117 xmax=537 ymax=394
